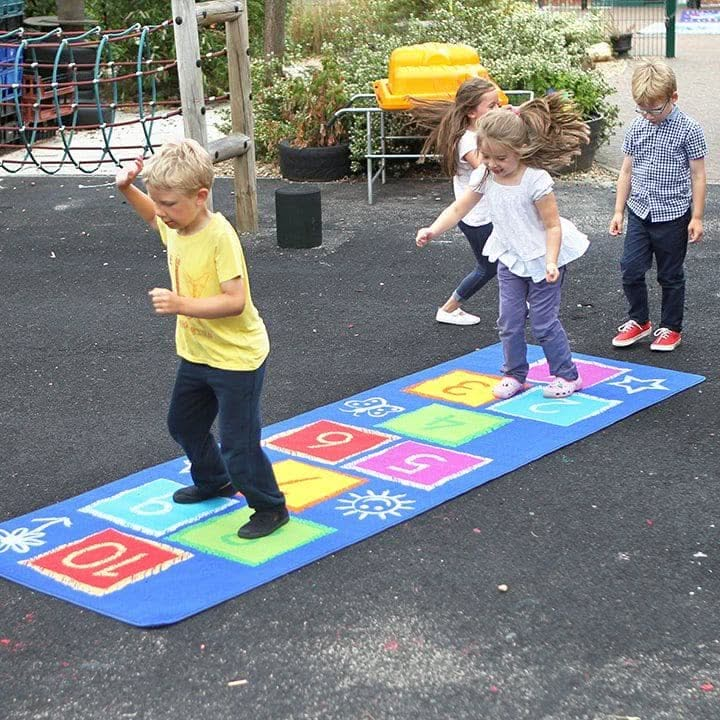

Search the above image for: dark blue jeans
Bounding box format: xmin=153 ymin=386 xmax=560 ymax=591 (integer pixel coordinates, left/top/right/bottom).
xmin=167 ymin=359 xmax=285 ymax=511
xmin=621 ymin=208 xmax=690 ymax=332
xmin=452 ymin=221 xmax=497 ymax=302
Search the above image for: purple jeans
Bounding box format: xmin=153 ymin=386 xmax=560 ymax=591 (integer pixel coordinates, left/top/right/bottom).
xmin=497 ymin=263 xmax=578 ymax=383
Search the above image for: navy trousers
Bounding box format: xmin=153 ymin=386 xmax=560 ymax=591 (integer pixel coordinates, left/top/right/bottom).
xmin=452 ymin=221 xmax=497 ymax=302
xmin=167 ymin=359 xmax=285 ymax=511
xmin=621 ymin=208 xmax=690 ymax=332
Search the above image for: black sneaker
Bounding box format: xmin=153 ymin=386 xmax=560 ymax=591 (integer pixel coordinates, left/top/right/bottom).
xmin=237 ymin=506 xmax=289 ymax=539
xmin=172 ymin=483 xmax=236 ymax=504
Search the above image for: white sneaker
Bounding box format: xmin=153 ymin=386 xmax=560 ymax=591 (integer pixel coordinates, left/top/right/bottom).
xmin=492 ymin=376 xmax=525 ymax=399
xmin=435 ymin=307 xmax=481 ymax=326
xmin=542 ymin=376 xmax=583 ymax=398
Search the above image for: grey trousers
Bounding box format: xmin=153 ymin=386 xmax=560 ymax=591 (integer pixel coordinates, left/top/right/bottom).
xmin=497 ymin=262 xmax=578 ymax=383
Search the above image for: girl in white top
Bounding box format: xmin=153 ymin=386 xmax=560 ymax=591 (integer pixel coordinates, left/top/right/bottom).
xmin=416 ymin=94 xmax=590 ymax=399
xmin=413 ymin=78 xmax=500 ymax=326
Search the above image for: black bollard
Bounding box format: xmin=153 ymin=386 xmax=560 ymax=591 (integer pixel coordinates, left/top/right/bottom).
xmin=275 ymin=185 xmax=322 ymax=249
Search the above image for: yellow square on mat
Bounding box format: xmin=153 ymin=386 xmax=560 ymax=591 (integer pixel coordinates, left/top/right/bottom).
xmin=405 ymin=370 xmax=500 ymax=408
xmin=274 ymin=459 xmax=367 ymax=512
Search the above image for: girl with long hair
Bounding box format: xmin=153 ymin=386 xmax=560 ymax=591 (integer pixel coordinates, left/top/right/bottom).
xmin=416 ymin=94 xmax=590 ymax=399
xmin=412 ymin=77 xmax=500 ymax=326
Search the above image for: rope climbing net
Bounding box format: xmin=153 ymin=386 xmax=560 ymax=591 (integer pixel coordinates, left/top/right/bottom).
xmin=0 ymin=20 xmax=228 ymax=174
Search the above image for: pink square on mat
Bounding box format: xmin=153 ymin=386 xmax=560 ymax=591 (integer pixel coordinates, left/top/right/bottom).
xmin=527 ymin=358 xmax=628 ymax=389
xmin=345 ymin=440 xmax=490 ymax=490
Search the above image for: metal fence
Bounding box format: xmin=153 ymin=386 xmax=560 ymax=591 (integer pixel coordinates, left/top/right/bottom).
xmin=540 ymin=0 xmax=677 ymax=58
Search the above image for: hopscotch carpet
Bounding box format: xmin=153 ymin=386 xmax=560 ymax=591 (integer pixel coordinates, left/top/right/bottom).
xmin=0 ymin=344 xmax=704 ymax=626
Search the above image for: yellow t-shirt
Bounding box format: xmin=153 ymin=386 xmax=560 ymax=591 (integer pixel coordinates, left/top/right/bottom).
xmin=157 ymin=213 xmax=269 ymax=371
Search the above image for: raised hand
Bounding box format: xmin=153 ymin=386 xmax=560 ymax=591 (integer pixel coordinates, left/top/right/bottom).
xmin=115 ymin=157 xmax=144 ymax=190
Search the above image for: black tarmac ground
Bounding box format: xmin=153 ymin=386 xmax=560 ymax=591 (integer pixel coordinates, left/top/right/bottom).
xmin=1 ymin=174 xmax=718 ymax=720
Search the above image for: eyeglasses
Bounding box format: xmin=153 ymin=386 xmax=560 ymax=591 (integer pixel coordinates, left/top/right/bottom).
xmin=635 ymin=100 xmax=669 ymax=116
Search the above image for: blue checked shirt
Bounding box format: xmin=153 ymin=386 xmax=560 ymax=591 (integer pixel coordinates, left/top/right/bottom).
xmin=622 ymin=106 xmax=707 ymax=222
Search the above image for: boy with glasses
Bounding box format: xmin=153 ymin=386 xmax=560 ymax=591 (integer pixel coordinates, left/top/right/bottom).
xmin=609 ymin=60 xmax=707 ymax=351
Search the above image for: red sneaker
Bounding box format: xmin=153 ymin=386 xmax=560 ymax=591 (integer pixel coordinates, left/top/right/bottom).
xmin=612 ymin=320 xmax=652 ymax=347
xmin=650 ymin=327 xmax=681 ymax=351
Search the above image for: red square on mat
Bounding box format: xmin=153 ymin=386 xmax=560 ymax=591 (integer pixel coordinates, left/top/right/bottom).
xmin=264 ymin=419 xmax=397 ymax=464
xmin=22 ymin=528 xmax=191 ymax=596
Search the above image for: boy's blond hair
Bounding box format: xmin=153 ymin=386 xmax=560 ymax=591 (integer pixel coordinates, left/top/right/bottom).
xmin=631 ymin=60 xmax=677 ymax=106
xmin=143 ymin=138 xmax=215 ymax=195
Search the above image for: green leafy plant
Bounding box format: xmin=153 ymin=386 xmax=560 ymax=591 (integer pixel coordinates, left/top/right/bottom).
xmin=284 ymin=54 xmax=349 ymax=148
xmin=250 ymin=51 xmax=349 ymax=156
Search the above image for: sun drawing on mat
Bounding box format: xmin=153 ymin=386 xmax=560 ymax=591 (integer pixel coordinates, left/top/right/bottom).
xmin=336 ymin=490 xmax=415 ymax=520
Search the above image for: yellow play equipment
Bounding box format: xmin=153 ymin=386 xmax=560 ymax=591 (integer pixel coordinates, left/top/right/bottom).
xmin=373 ymin=42 xmax=508 ymax=111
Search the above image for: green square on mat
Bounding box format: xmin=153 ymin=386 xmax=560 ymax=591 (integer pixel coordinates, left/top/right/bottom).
xmin=169 ymin=508 xmax=336 ymax=567
xmin=379 ymin=403 xmax=511 ymax=447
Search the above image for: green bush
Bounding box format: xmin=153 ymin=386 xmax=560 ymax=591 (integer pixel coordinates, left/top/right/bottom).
xmin=24 ymin=0 xmax=55 ymax=15
xmin=250 ymin=51 xmax=349 ymax=155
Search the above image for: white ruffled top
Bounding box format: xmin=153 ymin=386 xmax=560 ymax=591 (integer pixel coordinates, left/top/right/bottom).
xmin=470 ymin=166 xmax=588 ymax=282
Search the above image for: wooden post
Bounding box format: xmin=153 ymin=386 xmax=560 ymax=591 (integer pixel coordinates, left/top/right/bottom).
xmin=171 ymin=0 xmax=207 ymax=147
xmin=225 ymin=7 xmax=258 ymax=233
xmin=170 ymin=0 xmax=258 ymax=229
xmin=170 ymin=0 xmax=209 ymax=145
xmin=57 ymin=0 xmax=86 ymax=24
xmin=171 ymin=0 xmax=212 ymax=208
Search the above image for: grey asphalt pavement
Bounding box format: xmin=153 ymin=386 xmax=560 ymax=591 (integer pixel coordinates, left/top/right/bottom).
xmin=0 ymin=170 xmax=718 ymax=719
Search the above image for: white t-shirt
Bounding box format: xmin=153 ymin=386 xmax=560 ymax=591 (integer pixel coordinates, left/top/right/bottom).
xmin=470 ymin=166 xmax=588 ymax=282
xmin=453 ymin=129 xmax=491 ymax=227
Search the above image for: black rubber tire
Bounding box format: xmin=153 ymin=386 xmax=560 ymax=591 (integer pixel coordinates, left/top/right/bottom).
xmin=278 ymin=140 xmax=351 ymax=182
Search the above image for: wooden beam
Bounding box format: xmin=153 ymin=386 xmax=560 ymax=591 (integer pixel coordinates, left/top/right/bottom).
xmin=225 ymin=7 xmax=258 ymax=232
xmin=208 ymin=134 xmax=251 ymax=163
xmin=195 ymin=1 xmax=244 ymax=27
xmin=171 ymin=0 xmax=208 ymax=148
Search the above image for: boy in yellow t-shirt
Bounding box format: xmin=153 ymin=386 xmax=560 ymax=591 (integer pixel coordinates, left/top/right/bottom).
xmin=115 ymin=139 xmax=288 ymax=539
